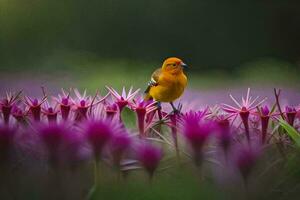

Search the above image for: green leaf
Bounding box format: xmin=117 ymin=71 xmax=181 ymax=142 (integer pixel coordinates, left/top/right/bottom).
xmin=121 ymin=107 xmax=137 ymax=129
xmin=279 ymin=119 xmax=300 ymax=147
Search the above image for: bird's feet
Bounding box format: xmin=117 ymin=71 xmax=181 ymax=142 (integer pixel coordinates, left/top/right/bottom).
xmin=171 ymin=109 xmax=180 ymax=115
xmin=170 ymin=102 xmax=182 ymax=115
xmin=156 ymin=101 xmax=162 ymax=110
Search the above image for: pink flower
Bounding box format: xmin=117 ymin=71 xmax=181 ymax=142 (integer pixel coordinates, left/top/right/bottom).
xmin=42 ymin=101 xmax=59 ymax=123
xmin=103 ymin=102 xmax=119 ymax=119
xmin=0 ymin=91 xmax=22 ymax=124
xmin=222 ymin=88 xmax=266 ymax=142
xmin=285 ymin=106 xmax=297 ymax=126
xmin=106 ymin=86 xmax=140 ymax=112
xmin=24 ymin=96 xmax=47 ymax=122
xmin=256 ymin=105 xmax=272 ymax=144
xmin=71 ymin=89 xmax=93 ymax=121
xmin=131 ymin=97 xmax=157 ymax=137
xmin=11 ymin=105 xmax=27 ymax=125
xmin=53 ymin=89 xmax=73 ymax=121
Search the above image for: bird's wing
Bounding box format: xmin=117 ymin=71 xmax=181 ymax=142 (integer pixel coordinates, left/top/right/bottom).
xmin=144 ymin=68 xmax=162 ymax=94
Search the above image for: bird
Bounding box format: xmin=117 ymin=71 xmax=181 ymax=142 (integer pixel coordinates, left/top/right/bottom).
xmin=144 ymin=57 xmax=188 ymax=112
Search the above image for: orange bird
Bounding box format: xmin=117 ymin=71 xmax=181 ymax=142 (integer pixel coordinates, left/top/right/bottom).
xmin=144 ymin=57 xmax=188 ymax=111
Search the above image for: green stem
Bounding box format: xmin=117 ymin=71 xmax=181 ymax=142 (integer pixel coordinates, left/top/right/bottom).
xmin=87 ymin=159 xmax=100 ymax=199
xmin=94 ymin=159 xmax=99 ymax=186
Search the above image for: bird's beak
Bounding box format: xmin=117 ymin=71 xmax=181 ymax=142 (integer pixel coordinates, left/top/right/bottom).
xmin=181 ymin=62 xmax=188 ymax=69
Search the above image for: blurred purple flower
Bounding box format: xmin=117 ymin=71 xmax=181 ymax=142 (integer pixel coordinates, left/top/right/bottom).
xmin=215 ymin=117 xmax=232 ymax=153
xmin=182 ymin=110 xmax=214 ymax=164
xmin=109 ymin=132 xmax=131 ymax=167
xmin=38 ymin=122 xmax=83 ymax=167
xmin=84 ymin=119 xmax=122 ymax=160
xmin=136 ymin=141 xmax=163 ymax=177
xmin=235 ymin=146 xmax=260 ymax=181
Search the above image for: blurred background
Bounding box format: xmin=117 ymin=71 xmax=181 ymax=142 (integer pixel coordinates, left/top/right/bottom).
xmin=0 ymin=0 xmax=300 ymax=93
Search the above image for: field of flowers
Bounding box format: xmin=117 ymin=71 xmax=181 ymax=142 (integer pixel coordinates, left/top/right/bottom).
xmin=1 ymin=87 xmax=300 ymax=200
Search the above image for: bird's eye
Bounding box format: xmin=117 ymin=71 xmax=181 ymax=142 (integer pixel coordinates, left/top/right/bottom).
xmin=172 ymin=64 xmax=176 ymax=67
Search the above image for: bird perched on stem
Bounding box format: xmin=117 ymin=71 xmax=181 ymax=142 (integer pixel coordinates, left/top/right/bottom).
xmin=144 ymin=57 xmax=188 ymax=112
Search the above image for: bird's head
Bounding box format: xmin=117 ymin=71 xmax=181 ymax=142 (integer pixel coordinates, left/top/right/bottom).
xmin=161 ymin=57 xmax=187 ymax=74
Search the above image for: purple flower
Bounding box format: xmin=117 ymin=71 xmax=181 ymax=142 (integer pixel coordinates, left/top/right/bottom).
xmin=106 ymin=86 xmax=140 ymax=112
xmin=182 ymin=110 xmax=214 ymax=164
xmin=71 ymin=89 xmax=93 ymax=121
xmin=215 ymin=117 xmax=232 ymax=152
xmin=261 ymin=105 xmax=270 ymax=116
xmin=53 ymin=89 xmax=73 ymax=121
xmin=84 ymin=119 xmax=121 ymax=159
xmin=42 ymin=101 xmax=59 ymax=123
xmin=257 ymin=105 xmax=272 ymax=144
xmin=235 ymin=146 xmax=260 ymax=181
xmin=105 ymin=102 xmax=119 ymax=119
xmin=136 ymin=141 xmax=163 ymax=177
xmin=11 ymin=105 xmax=27 ymax=125
xmin=131 ymin=97 xmax=157 ymax=137
xmin=285 ymin=106 xmax=297 ymax=126
xmin=25 ymin=96 xmax=47 ymax=122
xmin=38 ymin=123 xmax=83 ymax=167
xmin=0 ymin=91 xmax=22 ymax=124
xmin=222 ymin=88 xmax=266 ymax=142
xmin=109 ymin=132 xmax=131 ymax=167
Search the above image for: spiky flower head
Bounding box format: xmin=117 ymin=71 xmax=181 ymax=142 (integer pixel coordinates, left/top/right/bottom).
xmin=106 ymin=86 xmax=140 ymax=111
xmin=24 ymin=96 xmax=47 ymax=122
xmin=285 ymin=106 xmax=297 ymax=126
xmin=37 ymin=122 xmax=83 ymax=167
xmin=71 ymin=89 xmax=95 ymax=121
xmin=53 ymin=89 xmax=73 ymax=121
xmin=105 ymin=102 xmax=119 ymax=119
xmin=42 ymin=101 xmax=59 ymax=123
xmin=222 ymin=88 xmax=267 ymax=115
xmin=222 ymin=88 xmax=266 ymax=142
xmin=84 ymin=119 xmax=122 ymax=159
xmin=182 ymin=110 xmax=214 ymax=164
xmin=131 ymin=97 xmax=157 ymax=137
xmin=0 ymin=91 xmax=22 ymax=124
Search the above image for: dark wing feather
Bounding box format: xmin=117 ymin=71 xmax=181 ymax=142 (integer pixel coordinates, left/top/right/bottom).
xmin=144 ymin=68 xmax=161 ymax=93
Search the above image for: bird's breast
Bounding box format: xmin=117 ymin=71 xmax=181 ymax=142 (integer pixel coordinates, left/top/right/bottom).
xmin=149 ymin=73 xmax=187 ymax=102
